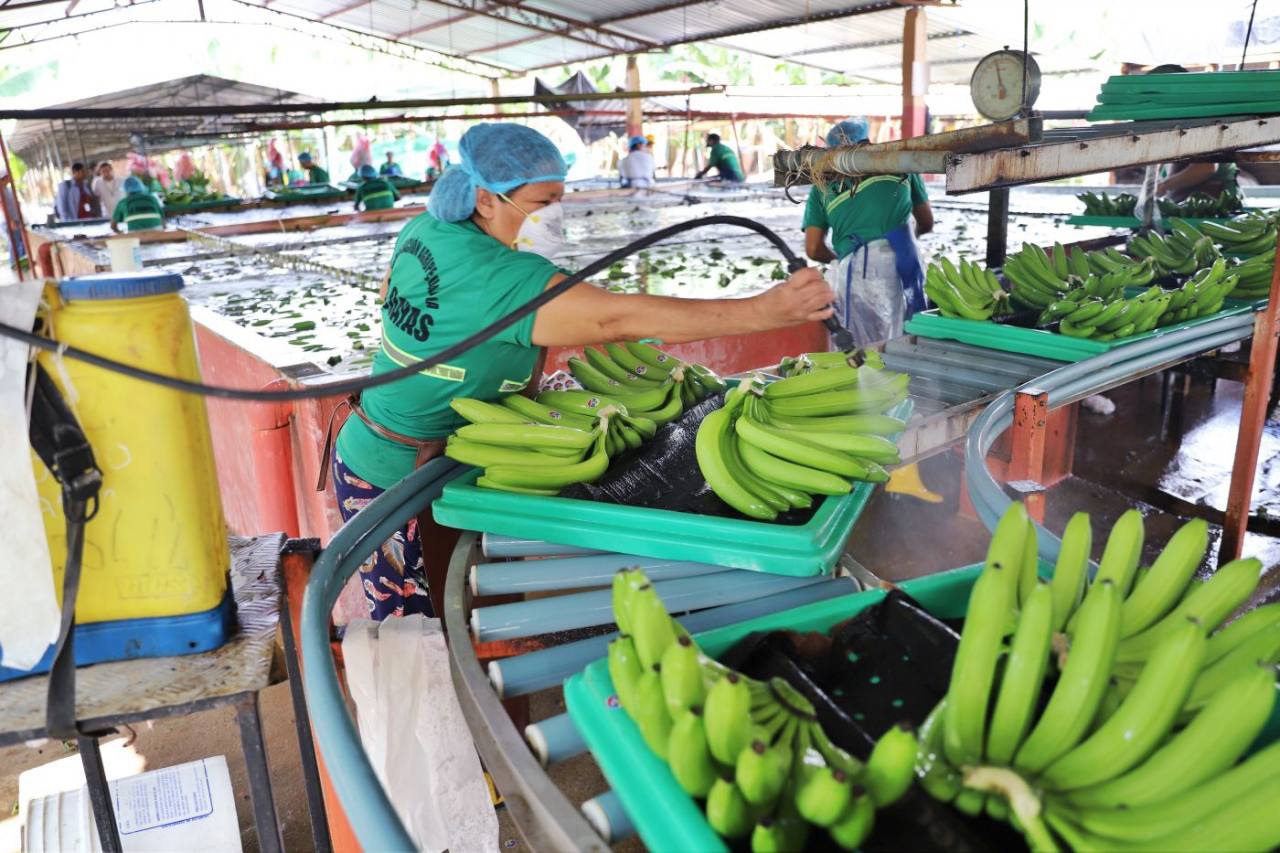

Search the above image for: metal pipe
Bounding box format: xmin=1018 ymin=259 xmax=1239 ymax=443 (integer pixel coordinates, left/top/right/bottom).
xmin=523 ymin=713 xmax=587 ymax=768
xmin=471 ymin=571 xmax=827 ymax=642
xmin=481 ymin=534 xmax=602 ymax=559
xmin=485 ymin=578 xmax=857 ymax=698
xmin=471 ymin=554 xmax=725 ymax=596
xmin=581 ymin=791 xmax=636 ymax=844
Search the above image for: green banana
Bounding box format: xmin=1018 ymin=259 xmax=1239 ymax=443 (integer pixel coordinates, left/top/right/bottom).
xmin=763 ymin=364 xmax=861 ymax=398
xmin=915 ymin=699 xmax=962 ymax=802
xmin=737 ymin=439 xmax=852 ymax=495
xmin=456 ymin=421 xmax=596 ymax=451
xmin=536 ymin=388 xmax=629 ymax=417
xmin=630 ymin=582 xmax=679 ymax=671
xmin=735 ymin=415 xmax=868 ymax=478
xmin=704 ymin=672 xmax=753 ymax=765
xmin=735 ymin=739 xmax=787 ymax=807
xmin=630 ymin=381 xmax=684 ymax=426
xmin=633 ymin=669 xmax=672 ymax=759
xmin=705 ymin=776 xmax=754 ymax=839
xmin=1062 ymin=662 xmax=1276 ymax=810
xmin=696 ymin=406 xmax=776 ymax=521
xmin=475 ymin=477 xmax=556 ymax=495
xmin=444 ymin=437 xmax=581 ymax=469
xmin=1115 ymin=557 xmax=1262 ymax=663
xmin=1119 ymin=518 xmax=1208 ymax=637
xmin=986 ymin=581 xmax=1054 ymax=765
xmin=611 ymin=568 xmax=646 ymax=634
xmin=863 ymin=723 xmax=918 ymax=807
xmin=604 ymin=341 xmax=665 ymax=381
xmin=688 ymin=363 xmax=727 ymax=393
xmin=450 ymin=397 xmax=530 ymax=424
xmin=1182 ymin=621 xmax=1280 ymax=710
xmin=751 ymin=812 xmax=809 ymax=853
xmin=660 ymin=635 xmax=707 ymax=717
xmin=584 ymin=345 xmax=662 ymax=387
xmin=624 ymin=340 xmax=680 ymax=373
xmin=1014 ymin=579 xmax=1122 ymax=775
xmin=828 ymin=787 xmax=875 ymax=851
xmin=769 ymin=428 xmax=900 ymax=465
xmin=794 ymin=766 xmax=852 ymax=828
xmin=765 ymin=384 xmax=904 ymax=417
xmin=483 ymin=429 xmax=609 ymax=489
xmin=667 ymin=708 xmax=718 ymax=797
xmin=1204 ymin=601 xmax=1280 ymax=665
xmin=1050 ymin=512 xmax=1092 ymax=631
xmin=568 ymin=356 xmax=645 ymax=397
xmin=762 ymin=411 xmax=906 ymax=436
xmin=1018 ymin=515 xmax=1039 ymax=604
xmin=1040 ymin=616 xmax=1205 ymax=791
xmin=1092 ymin=508 xmax=1145 ymax=598
xmin=607 ymin=635 xmax=643 ymax=711
xmin=499 ymin=394 xmax=597 ymax=430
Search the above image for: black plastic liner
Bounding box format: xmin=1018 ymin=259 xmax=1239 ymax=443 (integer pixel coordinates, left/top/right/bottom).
xmin=559 ymin=392 xmax=821 ymax=526
xmin=720 ymin=589 xmax=1024 ymax=852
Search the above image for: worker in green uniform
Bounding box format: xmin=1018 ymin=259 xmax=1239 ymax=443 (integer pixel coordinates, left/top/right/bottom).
xmin=109 ymin=176 xmax=164 ymax=233
xmin=298 ymin=152 xmax=330 ymax=185
xmin=695 ymin=133 xmax=744 ymax=183
xmin=353 ymin=164 xmax=399 ymax=211
xmin=324 ymin=122 xmax=834 ymax=620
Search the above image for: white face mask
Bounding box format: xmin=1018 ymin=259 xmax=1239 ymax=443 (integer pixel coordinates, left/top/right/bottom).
xmin=504 ymin=196 xmax=565 ymax=258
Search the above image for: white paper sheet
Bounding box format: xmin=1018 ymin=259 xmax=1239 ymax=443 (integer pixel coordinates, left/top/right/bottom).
xmin=0 ymin=279 xmax=59 ymax=671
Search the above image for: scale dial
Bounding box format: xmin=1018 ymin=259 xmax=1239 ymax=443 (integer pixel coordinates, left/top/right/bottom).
xmin=970 ymin=50 xmax=1042 ymax=121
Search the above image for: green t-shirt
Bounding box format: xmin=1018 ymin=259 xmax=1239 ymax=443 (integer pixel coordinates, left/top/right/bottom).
xmin=111 ymin=194 xmax=163 ymax=232
xmin=335 ymin=213 xmax=556 ymax=488
xmin=802 ymin=174 xmax=928 ymax=257
xmin=305 ymin=165 xmax=330 ymax=184
xmin=707 ymin=143 xmax=743 ymax=181
xmin=354 ymin=178 xmax=399 ymax=211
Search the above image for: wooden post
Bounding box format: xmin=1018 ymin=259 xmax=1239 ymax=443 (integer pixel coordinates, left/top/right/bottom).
xmin=730 ymin=115 xmax=747 ymax=180
xmin=491 ymin=78 xmax=502 ymax=115
xmin=902 ymin=6 xmax=928 ymax=139
xmin=986 ymin=187 xmax=1010 ymax=267
xmin=625 ymin=55 xmax=642 ymax=138
xmin=1220 ymin=234 xmax=1280 ymax=563
xmin=1008 ymin=388 xmax=1049 ymax=521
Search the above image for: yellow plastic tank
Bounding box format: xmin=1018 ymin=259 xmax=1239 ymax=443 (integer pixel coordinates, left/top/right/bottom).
xmin=32 ymin=271 xmax=229 ymax=624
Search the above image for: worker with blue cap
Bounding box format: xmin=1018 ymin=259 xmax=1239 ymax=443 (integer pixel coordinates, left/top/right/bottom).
xmin=353 ymin=164 xmax=399 ymax=212
xmin=804 ymin=117 xmax=934 ymax=347
xmin=297 ymin=152 xmax=330 ymax=185
xmin=109 ymin=175 xmax=164 ymax=233
xmin=619 ymin=134 xmax=655 ymax=189
xmin=327 ymin=122 xmax=834 ymax=619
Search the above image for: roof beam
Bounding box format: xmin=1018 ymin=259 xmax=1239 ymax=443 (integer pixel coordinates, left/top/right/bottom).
xmin=394 ymin=7 xmax=484 ymax=38
xmin=663 ymin=1 xmax=938 ymax=47
xmin=319 ymin=0 xmax=371 ymax=21
xmin=413 ymin=0 xmax=658 ymax=53
xmin=776 ymin=28 xmax=968 ymax=59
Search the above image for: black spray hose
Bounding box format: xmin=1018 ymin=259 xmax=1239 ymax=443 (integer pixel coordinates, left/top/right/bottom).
xmin=0 ymin=215 xmax=853 ymax=402
xmin=784 ymin=256 xmax=855 ymax=353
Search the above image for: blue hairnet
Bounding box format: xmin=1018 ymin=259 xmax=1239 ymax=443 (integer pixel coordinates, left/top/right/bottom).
xmin=428 ymin=123 xmax=567 ymax=223
xmin=359 ymin=164 xmax=378 ymax=179
xmin=298 ymin=152 xmax=313 ymax=162
xmin=628 ymin=135 xmax=647 ymax=150
xmin=123 ymin=176 xmax=146 ymax=193
xmin=827 ymin=118 xmax=870 ymax=147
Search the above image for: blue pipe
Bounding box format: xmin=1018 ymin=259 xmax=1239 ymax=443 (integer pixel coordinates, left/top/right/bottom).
xmin=471 ymin=570 xmax=828 ymax=642
xmin=486 ymin=578 xmax=857 ymax=698
xmin=582 ymin=790 xmax=635 ymax=843
xmin=481 ymin=533 xmax=602 ymax=558
xmin=523 ymin=712 xmax=587 ymax=767
xmin=300 ymin=458 xmax=464 ymax=852
xmin=472 ymin=554 xmax=726 ymax=595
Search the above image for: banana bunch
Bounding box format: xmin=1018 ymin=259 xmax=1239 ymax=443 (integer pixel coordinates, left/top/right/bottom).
xmin=917 ymin=502 xmax=1280 ymax=851
xmin=1151 ymin=258 xmax=1238 ymax=325
xmin=1002 ymin=243 xmax=1091 ymax=310
xmin=1128 ymin=222 xmax=1221 ymax=277
xmin=695 ymin=362 xmax=908 ymax=522
xmin=1077 ymin=191 xmax=1137 ymax=217
xmin=568 ymin=340 xmax=726 ymax=416
xmin=777 ymin=349 xmax=868 ymax=377
xmin=1041 ymin=283 xmax=1172 ymax=341
xmin=444 ymin=396 xmax=613 ymax=494
xmin=1157 ymin=188 xmax=1243 ymax=219
xmin=1188 ymin=214 xmax=1277 ymax=259
xmin=610 ymin=568 xmax=918 ymax=851
xmin=924 ymin=257 xmax=1011 ymax=321
xmin=1229 ymin=247 xmax=1277 ymax=300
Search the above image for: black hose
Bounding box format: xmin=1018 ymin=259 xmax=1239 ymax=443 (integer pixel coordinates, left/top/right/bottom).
xmin=0 ymin=215 xmax=803 ymax=403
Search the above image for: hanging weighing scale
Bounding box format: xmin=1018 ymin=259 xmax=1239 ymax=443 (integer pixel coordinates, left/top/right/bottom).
xmin=970 ymin=49 xmax=1042 ymax=120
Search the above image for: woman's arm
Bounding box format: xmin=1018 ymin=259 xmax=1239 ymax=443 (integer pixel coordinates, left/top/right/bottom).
xmin=805 ymin=226 xmax=837 ymax=264
xmin=1157 ymin=163 xmax=1215 ymax=196
xmin=530 ymin=267 xmax=835 ymax=347
xmin=913 ymin=202 xmax=934 ymax=236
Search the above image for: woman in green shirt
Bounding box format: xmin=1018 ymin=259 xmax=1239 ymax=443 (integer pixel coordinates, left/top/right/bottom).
xmin=695 ymin=133 xmax=744 ymax=183
xmin=110 ymin=176 xmax=164 ymax=233
xmin=327 ymin=122 xmax=834 ymax=619
xmin=803 ymin=118 xmax=933 ymax=348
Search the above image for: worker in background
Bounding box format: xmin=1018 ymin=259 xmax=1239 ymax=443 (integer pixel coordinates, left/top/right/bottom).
xmin=803 ymin=117 xmax=939 ymax=503
xmin=92 ymin=162 xmax=125 ymax=221
xmin=1157 ymin=161 xmax=1240 ymax=203
xmin=380 ymin=152 xmax=403 ymax=178
xmin=695 ymin=133 xmax=744 ymax=183
xmin=298 ymin=152 xmax=330 ymax=185
xmin=324 ymin=122 xmax=833 ymax=619
xmin=428 ymin=138 xmax=449 ymax=179
xmin=109 ymin=176 xmax=164 ymax=233
xmin=618 ymin=135 xmax=656 ymax=189
xmin=354 ymin=164 xmax=399 ymax=212
xmin=54 ymin=162 xmax=101 ymax=222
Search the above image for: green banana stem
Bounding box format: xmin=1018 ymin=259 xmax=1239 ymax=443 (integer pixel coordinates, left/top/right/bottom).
xmin=770 ymin=677 xmax=817 ymax=719
xmin=963 ymin=766 xmax=1052 ymax=849
xmin=809 ymin=722 xmax=864 ymax=777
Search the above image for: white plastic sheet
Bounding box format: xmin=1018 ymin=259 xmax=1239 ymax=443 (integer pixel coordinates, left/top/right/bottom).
xmin=343 ymin=615 xmax=499 ymax=853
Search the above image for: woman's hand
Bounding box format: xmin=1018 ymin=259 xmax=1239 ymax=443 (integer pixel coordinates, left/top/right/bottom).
xmin=753 ymin=266 xmax=836 ymax=324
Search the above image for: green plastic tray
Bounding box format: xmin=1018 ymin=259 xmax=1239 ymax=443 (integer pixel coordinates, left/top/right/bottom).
xmin=262 ymin=184 xmax=347 ymax=203
xmin=565 ymin=561 xmax=1280 ymax=852
xmin=1088 ymin=103 xmax=1280 ymax=121
xmin=161 ymin=195 xmax=242 ymax=213
xmin=906 ymin=301 xmax=1254 ymax=362
xmin=433 ymin=401 xmax=911 ymax=576
xmin=1066 ymin=215 xmax=1248 ymax=229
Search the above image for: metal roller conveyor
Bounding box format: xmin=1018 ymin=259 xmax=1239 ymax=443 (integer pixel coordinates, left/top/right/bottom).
xmin=471 ymin=554 xmax=726 ymax=595
xmin=470 ymin=570 xmax=829 ymax=642
xmin=481 ymin=533 xmax=604 ymax=558
xmin=485 ymin=577 xmax=859 ymax=698
xmin=581 ymin=791 xmax=636 ymax=844
xmin=523 ymin=712 xmax=588 ymax=767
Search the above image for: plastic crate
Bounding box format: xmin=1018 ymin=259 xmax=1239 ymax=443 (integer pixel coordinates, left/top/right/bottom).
xmin=433 ymin=401 xmax=911 ymax=577
xmin=1065 ymin=215 xmax=1255 ymax=229
xmin=161 ymin=196 xmax=242 ymax=214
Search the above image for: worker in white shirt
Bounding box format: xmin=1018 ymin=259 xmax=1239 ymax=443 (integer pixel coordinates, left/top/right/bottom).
xmin=619 ymin=135 xmax=655 ymax=189
xmin=91 ymin=162 xmax=126 ymax=220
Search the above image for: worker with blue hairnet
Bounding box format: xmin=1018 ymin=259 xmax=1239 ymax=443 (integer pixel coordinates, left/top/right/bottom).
xmin=804 ymin=117 xmax=933 ymax=347
xmin=326 ymin=122 xmax=834 ymax=619
xmin=619 ymin=134 xmax=656 ymax=189
xmin=297 ymin=152 xmax=330 ymax=185
xmin=696 ymin=133 xmax=744 ymax=183
xmin=353 ymin=164 xmax=399 ymax=212
xmin=109 ymin=176 xmax=164 ymax=233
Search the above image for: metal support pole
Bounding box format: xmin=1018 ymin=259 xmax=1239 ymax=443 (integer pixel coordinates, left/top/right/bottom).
xmin=730 ymin=113 xmax=747 ymax=179
xmin=78 ymin=735 xmax=123 ymax=853
xmin=1221 ymin=240 xmax=1280 ymax=562
xmin=625 ymin=55 xmax=642 ymax=138
xmin=901 ymin=5 xmax=928 ymax=138
xmin=986 ymin=187 xmax=1010 ymax=268
xmin=235 ymin=692 xmax=284 ymax=853
xmin=1008 ymin=388 xmax=1049 ymax=522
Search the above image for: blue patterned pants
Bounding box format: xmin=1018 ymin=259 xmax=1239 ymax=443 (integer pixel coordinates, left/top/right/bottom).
xmin=332 ymin=452 xmax=434 ymax=620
